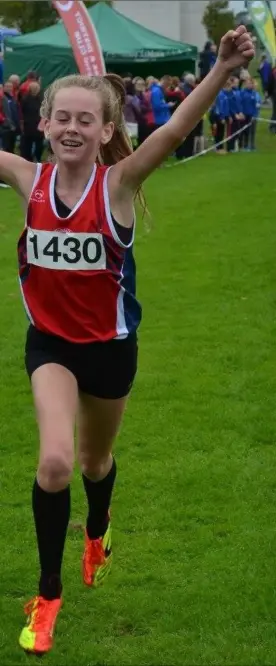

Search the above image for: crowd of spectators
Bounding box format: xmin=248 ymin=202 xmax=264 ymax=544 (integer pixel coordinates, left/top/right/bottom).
xmin=0 ymin=70 xmax=43 ymax=186
xmin=0 ymin=45 xmax=275 ymax=186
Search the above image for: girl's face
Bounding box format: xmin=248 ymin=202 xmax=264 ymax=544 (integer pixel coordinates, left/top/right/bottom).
xmin=45 ymin=86 xmax=113 ymax=166
xmin=135 ymin=79 xmax=145 ymax=93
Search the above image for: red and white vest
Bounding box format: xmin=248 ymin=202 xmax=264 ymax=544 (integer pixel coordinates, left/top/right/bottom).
xmin=18 ymin=162 xmax=141 ymax=343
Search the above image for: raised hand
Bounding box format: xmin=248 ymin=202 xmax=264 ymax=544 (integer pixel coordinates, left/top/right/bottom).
xmin=218 ymin=25 xmax=255 ymax=71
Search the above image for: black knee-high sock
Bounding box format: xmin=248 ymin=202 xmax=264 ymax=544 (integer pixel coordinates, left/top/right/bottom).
xmin=32 ymin=479 xmax=71 ymax=600
xmin=82 ymin=459 xmax=117 ymax=540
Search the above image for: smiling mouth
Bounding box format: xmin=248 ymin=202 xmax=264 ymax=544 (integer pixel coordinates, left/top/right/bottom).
xmin=61 ymin=139 xmax=82 ymax=147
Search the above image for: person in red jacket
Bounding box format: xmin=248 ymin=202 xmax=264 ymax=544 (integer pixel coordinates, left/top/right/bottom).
xmin=164 ymin=76 xmax=185 ymax=114
xmin=18 ymin=71 xmax=40 ymax=102
xmin=8 ymin=74 xmax=21 ymax=100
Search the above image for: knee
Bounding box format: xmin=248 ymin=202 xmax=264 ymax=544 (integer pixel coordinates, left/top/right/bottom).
xmin=79 ymin=450 xmax=112 ymax=482
xmin=38 ymin=450 xmax=74 ymax=492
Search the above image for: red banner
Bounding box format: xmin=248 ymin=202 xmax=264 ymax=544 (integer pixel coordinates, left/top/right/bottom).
xmin=52 ymin=0 xmax=106 ymax=76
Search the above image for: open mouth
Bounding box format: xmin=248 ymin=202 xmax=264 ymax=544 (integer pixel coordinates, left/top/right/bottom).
xmin=61 ymin=139 xmax=82 ymax=148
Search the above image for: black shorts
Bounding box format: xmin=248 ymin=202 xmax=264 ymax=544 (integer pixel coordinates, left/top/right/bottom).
xmin=25 ymin=325 xmax=138 ymax=399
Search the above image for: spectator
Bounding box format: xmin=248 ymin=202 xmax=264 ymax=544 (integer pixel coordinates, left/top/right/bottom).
xmin=193 ymin=78 xmax=205 ymax=154
xmin=267 ymin=65 xmax=276 ymax=134
xmin=1 ymin=80 xmax=20 ymax=153
xmin=210 ymin=88 xmax=230 ymax=154
xmin=249 ymin=79 xmax=261 ymax=151
xmin=8 ymin=74 xmax=21 ymax=100
xmin=209 ymin=44 xmax=218 ymax=69
xmin=198 ymin=41 xmax=217 ymax=81
xmin=181 ymin=72 xmax=195 ymax=96
xmin=134 ymin=77 xmax=155 ymax=145
xmin=239 ymin=67 xmax=250 ymax=88
xmin=222 ymin=79 xmax=234 ymax=152
xmin=176 ymin=74 xmax=196 ymax=160
xmin=0 ymin=85 xmax=10 ymax=187
xmin=20 ymin=81 xmax=44 ymax=162
xmin=149 ymin=77 xmax=171 ymax=129
xmin=145 ymin=76 xmax=157 ymax=90
xmin=258 ymin=54 xmax=271 ymax=100
xmin=227 ymin=76 xmax=243 ymax=153
xmin=18 ymin=70 xmax=39 ymax=103
xmin=123 ymin=79 xmax=140 ymax=141
xmin=240 ymin=78 xmax=256 ymax=150
xmin=0 ymin=52 xmax=3 ymax=86
xmin=121 ymin=72 xmax=132 ymax=86
xmin=165 ymin=76 xmax=185 ymax=114
xmin=0 ymin=83 xmax=4 ymax=142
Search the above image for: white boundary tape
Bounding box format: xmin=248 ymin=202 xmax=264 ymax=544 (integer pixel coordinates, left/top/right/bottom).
xmin=165 ymin=115 xmax=276 ymax=168
xmin=258 ymin=116 xmax=276 ymax=124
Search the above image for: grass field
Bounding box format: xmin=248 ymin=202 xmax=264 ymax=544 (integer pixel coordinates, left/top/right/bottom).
xmin=1 ymin=117 xmax=276 ymax=666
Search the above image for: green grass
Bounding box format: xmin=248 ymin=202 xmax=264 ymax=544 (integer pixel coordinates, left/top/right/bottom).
xmin=1 ymin=116 xmax=276 ymax=665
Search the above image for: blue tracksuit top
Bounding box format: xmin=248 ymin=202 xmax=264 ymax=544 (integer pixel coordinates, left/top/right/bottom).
xmin=150 ymin=83 xmax=170 ymax=126
xmin=241 ymin=88 xmax=258 ymax=117
xmin=211 ymin=90 xmax=230 ymax=120
xmin=228 ymin=87 xmax=242 ymax=116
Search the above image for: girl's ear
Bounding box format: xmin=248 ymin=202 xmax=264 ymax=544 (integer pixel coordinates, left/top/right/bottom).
xmin=101 ymin=121 xmax=114 ymax=146
xmin=41 ymin=118 xmax=49 ymax=137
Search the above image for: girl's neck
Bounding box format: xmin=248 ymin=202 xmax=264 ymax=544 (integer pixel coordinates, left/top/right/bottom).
xmin=55 ymin=160 xmax=96 ymax=196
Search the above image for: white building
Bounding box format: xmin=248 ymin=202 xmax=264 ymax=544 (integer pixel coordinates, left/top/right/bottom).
xmin=113 ymin=1 xmax=208 ymax=49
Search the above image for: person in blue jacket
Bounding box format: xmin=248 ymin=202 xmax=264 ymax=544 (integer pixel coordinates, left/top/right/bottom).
xmin=240 ymin=77 xmax=258 ymax=150
xmin=258 ymin=54 xmax=271 ymax=100
xmin=149 ymin=78 xmax=171 ymax=128
xmin=209 ymin=87 xmax=230 ymax=153
xmin=248 ymin=79 xmax=261 ymax=150
xmin=227 ymin=76 xmax=244 ymax=152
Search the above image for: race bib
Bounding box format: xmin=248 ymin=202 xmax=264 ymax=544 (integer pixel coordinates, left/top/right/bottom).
xmin=26 ymin=229 xmax=106 ymax=271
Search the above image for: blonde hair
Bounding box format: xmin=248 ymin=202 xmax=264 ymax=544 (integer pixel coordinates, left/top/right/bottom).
xmin=40 ymin=73 xmax=146 ymax=213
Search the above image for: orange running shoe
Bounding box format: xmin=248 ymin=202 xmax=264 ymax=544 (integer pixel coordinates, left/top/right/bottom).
xmin=83 ymin=522 xmax=112 ymax=587
xmin=19 ymin=595 xmax=62 ymax=654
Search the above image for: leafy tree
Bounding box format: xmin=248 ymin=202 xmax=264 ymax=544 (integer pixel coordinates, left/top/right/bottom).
xmin=202 ymin=0 xmax=235 ymax=45
xmin=0 ymin=0 xmax=111 ymax=34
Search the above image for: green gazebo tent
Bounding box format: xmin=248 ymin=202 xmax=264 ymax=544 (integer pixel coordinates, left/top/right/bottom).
xmin=4 ymin=2 xmax=198 ymax=86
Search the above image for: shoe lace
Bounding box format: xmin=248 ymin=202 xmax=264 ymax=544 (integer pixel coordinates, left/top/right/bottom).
xmin=84 ymin=537 xmax=105 ymax=577
xmin=24 ymin=596 xmax=56 ymax=633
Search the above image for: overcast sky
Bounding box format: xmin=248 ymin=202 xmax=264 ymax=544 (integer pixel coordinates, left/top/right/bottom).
xmin=229 ymin=0 xmax=276 ymax=14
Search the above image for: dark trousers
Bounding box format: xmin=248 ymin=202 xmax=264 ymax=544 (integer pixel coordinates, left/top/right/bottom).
xmin=227 ymin=117 xmax=240 ymax=151
xmin=175 ymin=129 xmax=195 ymax=160
xmin=138 ymin=123 xmax=154 ymax=146
xmin=0 ymin=130 xmax=17 ymax=185
xmin=239 ymin=116 xmax=252 ymax=149
xmin=270 ymin=97 xmax=276 ymax=133
xmin=249 ymin=118 xmax=257 ymax=149
xmin=20 ymin=132 xmax=44 ymax=162
xmin=214 ymin=120 xmax=225 ymax=148
xmin=2 ymin=130 xmax=17 ymax=153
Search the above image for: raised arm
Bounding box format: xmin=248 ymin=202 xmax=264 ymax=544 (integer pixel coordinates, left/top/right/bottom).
xmin=110 ymin=26 xmax=254 ymax=196
xmin=0 ymin=151 xmax=36 ymax=201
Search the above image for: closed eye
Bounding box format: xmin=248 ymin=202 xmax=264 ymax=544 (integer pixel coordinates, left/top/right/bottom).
xmin=55 ymin=113 xmax=70 ymax=123
xmin=79 ymin=114 xmax=95 ymax=124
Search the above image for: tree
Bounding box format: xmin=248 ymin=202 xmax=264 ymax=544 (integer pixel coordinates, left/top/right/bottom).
xmin=0 ymin=0 xmax=112 ymax=34
xmin=202 ymin=0 xmax=235 ymax=45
